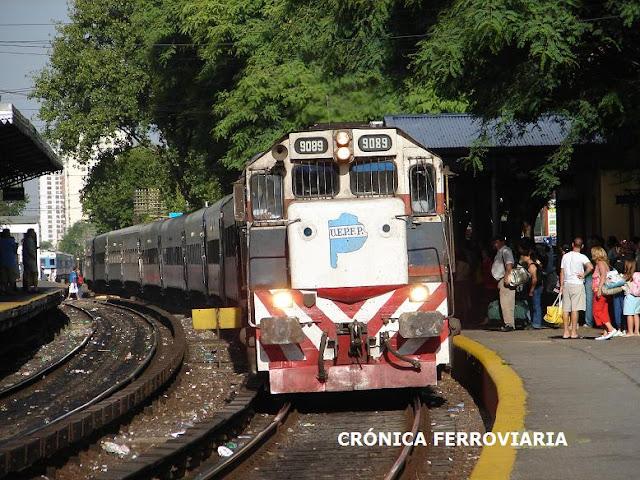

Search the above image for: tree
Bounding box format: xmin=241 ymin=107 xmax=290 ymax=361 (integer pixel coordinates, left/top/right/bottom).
xmin=411 ymin=0 xmax=640 ymax=195
xmin=0 ymin=199 xmax=27 ymax=216
xmin=172 ymin=0 xmax=463 ymax=169
xmin=58 ymin=220 xmax=96 ymax=259
xmin=82 ymin=148 xmax=192 ymax=233
xmin=32 ymin=0 xmax=223 ymax=208
xmin=40 ymin=240 xmax=54 ymax=250
xmin=33 ymin=0 xmax=463 ymax=210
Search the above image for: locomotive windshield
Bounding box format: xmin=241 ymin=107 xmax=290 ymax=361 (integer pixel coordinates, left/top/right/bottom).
xmin=349 ymin=158 xmax=397 ymax=196
xmin=292 ymin=161 xmax=339 ymax=199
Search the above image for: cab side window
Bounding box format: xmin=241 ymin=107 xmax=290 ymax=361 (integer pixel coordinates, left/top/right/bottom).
xmin=410 ymin=164 xmax=436 ymax=213
xmin=250 ymin=174 xmax=283 ymax=220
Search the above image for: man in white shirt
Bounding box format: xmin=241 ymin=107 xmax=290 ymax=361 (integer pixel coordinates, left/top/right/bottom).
xmin=491 ymin=235 xmax=515 ymax=331
xmin=560 ymin=237 xmax=593 ymax=339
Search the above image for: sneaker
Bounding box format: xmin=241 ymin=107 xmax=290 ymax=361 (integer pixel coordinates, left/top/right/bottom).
xmin=595 ymin=329 xmax=618 ymax=341
xmin=614 ymin=330 xmax=626 ymax=337
xmin=500 ymin=325 xmax=515 ymax=332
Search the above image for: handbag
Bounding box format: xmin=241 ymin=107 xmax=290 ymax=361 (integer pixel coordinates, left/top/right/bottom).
xmin=508 ymin=264 xmax=531 ymax=287
xmin=544 ymin=293 xmax=564 ymax=325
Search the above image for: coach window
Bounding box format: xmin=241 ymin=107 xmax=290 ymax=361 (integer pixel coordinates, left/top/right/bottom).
xmin=350 ymin=158 xmax=397 ymax=196
xmin=410 ymin=164 xmax=436 ymax=213
xmin=293 ymin=161 xmax=339 ymax=198
xmin=250 ymin=173 xmax=283 ymax=220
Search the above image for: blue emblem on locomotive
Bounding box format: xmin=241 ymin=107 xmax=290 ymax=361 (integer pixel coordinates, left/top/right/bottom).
xmin=328 ymin=213 xmax=368 ymax=268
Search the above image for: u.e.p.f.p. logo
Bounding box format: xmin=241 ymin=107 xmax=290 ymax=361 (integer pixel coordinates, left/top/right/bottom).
xmin=328 ymin=213 xmax=368 ymax=268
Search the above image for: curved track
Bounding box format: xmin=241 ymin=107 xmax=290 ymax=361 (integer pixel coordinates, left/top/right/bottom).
xmin=0 ymin=301 xmax=156 ymax=445
xmin=0 ymin=305 xmax=96 ymax=401
xmin=0 ymin=299 xmax=186 ymax=479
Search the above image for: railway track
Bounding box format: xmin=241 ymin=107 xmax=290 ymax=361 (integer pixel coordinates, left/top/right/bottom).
xmin=92 ymin=389 xmax=438 ymax=480
xmin=0 ymin=299 xmax=186 ymax=479
xmin=0 ymin=304 xmax=96 ymax=401
xmin=89 ymin=377 xmax=479 ymax=480
xmin=191 ymin=391 xmax=424 ymax=480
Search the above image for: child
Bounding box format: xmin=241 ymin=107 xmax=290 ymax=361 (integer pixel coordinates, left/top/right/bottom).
xmin=623 ymin=259 xmax=640 ymax=336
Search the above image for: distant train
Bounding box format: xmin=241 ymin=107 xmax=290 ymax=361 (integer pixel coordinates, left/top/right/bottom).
xmin=40 ymin=250 xmax=74 ymax=283
xmin=85 ymin=123 xmax=460 ymax=394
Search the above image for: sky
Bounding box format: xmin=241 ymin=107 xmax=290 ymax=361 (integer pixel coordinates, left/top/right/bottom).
xmin=0 ymin=0 xmax=70 ymax=131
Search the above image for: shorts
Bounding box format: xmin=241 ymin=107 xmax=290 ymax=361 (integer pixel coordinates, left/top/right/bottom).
xmin=623 ymin=295 xmax=640 ymax=316
xmin=562 ymin=283 xmax=586 ymax=312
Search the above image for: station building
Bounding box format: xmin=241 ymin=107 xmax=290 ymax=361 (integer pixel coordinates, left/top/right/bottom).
xmin=385 ymin=114 xmax=638 ymax=246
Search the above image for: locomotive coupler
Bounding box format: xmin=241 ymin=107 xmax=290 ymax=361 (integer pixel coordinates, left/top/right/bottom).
xmin=336 ymin=321 xmax=368 ymax=359
xmin=348 ymin=321 xmax=367 ymax=358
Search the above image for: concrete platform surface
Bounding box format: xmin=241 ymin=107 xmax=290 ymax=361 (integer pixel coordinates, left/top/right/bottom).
xmin=465 ymin=326 xmax=640 ymax=480
xmin=0 ymin=281 xmax=66 ymax=332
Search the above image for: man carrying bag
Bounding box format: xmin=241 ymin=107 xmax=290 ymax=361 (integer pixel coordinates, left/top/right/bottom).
xmin=491 ymin=235 xmax=516 ymax=332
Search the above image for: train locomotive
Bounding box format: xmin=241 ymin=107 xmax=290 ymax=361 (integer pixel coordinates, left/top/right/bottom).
xmin=85 ymin=123 xmax=460 ymax=394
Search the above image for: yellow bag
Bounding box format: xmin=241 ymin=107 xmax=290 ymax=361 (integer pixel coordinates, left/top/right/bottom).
xmin=544 ymin=293 xmax=563 ymax=325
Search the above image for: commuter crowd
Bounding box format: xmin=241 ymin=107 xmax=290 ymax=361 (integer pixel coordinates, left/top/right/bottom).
xmin=460 ymin=234 xmax=640 ymax=340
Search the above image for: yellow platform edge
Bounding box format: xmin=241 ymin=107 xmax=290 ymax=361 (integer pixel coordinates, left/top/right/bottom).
xmin=192 ymin=307 xmax=242 ymax=329
xmin=453 ymin=335 xmax=527 ymax=480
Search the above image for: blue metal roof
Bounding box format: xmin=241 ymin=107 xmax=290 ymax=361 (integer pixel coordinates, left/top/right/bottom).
xmin=384 ymin=113 xmax=575 ymax=150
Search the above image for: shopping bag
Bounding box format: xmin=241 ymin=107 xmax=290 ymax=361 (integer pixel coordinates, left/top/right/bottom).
xmin=544 ymin=293 xmax=563 ymax=325
xmin=508 ymin=264 xmax=531 ymax=287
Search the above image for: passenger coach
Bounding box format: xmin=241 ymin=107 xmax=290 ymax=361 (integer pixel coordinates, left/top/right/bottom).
xmin=86 ymin=122 xmax=460 ymax=394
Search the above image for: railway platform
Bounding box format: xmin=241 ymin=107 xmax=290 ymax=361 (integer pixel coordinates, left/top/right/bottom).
xmin=460 ymin=326 xmax=640 ymax=480
xmin=0 ymin=281 xmax=66 ymax=333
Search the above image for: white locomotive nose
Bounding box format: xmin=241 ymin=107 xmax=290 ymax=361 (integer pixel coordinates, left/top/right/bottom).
xmin=287 ymin=198 xmax=408 ymax=290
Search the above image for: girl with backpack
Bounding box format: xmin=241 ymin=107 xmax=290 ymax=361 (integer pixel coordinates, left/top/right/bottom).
xmin=520 ymin=248 xmax=544 ymax=329
xmin=623 ymin=259 xmax=640 ymax=336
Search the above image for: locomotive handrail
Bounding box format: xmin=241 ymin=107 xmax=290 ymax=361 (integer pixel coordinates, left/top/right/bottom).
xmin=381 ymin=331 xmax=421 ymax=370
xmin=317 ymin=332 xmax=329 ymax=382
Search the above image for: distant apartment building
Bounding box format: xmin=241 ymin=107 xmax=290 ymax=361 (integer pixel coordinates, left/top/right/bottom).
xmin=63 ymin=156 xmax=93 ymax=229
xmin=38 ymin=171 xmax=66 ymax=246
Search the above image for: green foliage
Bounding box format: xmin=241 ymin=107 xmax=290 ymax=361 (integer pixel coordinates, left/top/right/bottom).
xmin=32 ymin=0 xmax=223 ymax=210
xmin=40 ymin=240 xmax=54 ymax=250
xmin=35 ymin=0 xmax=462 ymax=199
xmin=412 ymin=0 xmax=640 ymax=195
xmin=82 ymin=148 xmax=200 ymax=233
xmin=58 ymin=220 xmax=97 ymax=257
xmin=0 ymin=199 xmax=27 ymax=216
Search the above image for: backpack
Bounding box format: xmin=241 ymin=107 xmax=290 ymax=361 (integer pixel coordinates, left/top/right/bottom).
xmin=631 ymin=272 xmax=640 ymax=297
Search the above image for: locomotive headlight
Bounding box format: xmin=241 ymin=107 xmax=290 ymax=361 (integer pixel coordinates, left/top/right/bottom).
xmin=272 ymin=290 xmax=293 ymax=309
xmin=336 ymin=146 xmax=351 ymax=161
xmin=409 ymin=284 xmax=429 ymax=303
xmin=335 ymin=131 xmax=350 ymax=146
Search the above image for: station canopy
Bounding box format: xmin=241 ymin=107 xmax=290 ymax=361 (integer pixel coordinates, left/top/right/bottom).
xmin=0 ymin=103 xmax=62 ymax=189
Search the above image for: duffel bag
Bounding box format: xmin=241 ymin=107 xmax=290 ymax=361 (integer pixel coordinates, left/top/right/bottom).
xmin=487 ymin=299 xmax=502 ymax=321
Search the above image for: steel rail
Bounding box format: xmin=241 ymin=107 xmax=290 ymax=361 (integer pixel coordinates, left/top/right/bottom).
xmin=1 ymin=300 xmax=158 ymax=445
xmin=194 ymin=402 xmax=292 ymax=480
xmin=383 ymin=392 xmax=422 ymax=480
xmin=0 ymin=303 xmax=96 ymax=400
